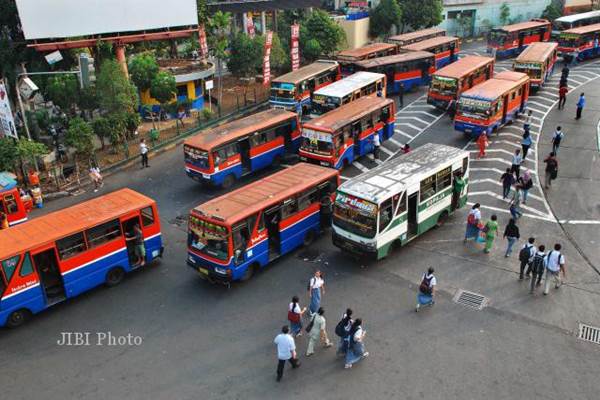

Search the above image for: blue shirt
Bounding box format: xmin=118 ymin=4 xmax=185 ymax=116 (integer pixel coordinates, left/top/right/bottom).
xmin=577 ymin=96 xmax=585 ymax=108
xmin=522 ymin=135 xmax=532 ymax=146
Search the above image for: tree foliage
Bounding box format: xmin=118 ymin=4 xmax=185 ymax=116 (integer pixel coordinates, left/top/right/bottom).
xmin=128 ymin=53 xmax=160 ymax=92
xmin=150 ymin=71 xmax=177 ymax=105
xmin=208 ymin=11 xmax=232 ymax=110
xmin=228 ymin=33 xmax=260 ymax=78
xmin=95 ymin=60 xmax=138 ymax=115
xmin=369 ymin=0 xmax=403 ymax=38
xmin=45 ymin=74 xmax=80 ymax=112
xmin=399 ymin=0 xmax=443 ymax=31
xmin=16 ymin=140 xmax=48 ymax=167
xmin=65 ymin=117 xmax=95 ymax=161
xmin=197 ymin=0 xmax=209 ymax=26
xmin=300 ymin=10 xmax=345 ymax=59
xmin=542 ymin=3 xmax=563 ymax=21
xmin=499 ymin=3 xmax=511 ymax=26
xmin=92 ymin=117 xmax=111 ymax=149
xmin=0 ymin=137 xmax=19 ymax=171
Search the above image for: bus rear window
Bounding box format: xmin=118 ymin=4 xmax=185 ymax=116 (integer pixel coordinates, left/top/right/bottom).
xmin=141 ymin=207 xmax=155 ymax=227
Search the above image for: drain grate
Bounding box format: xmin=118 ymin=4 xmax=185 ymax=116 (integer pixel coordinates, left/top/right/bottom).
xmin=453 ymin=290 xmax=488 ymax=310
xmin=578 ymin=323 xmax=600 ymax=345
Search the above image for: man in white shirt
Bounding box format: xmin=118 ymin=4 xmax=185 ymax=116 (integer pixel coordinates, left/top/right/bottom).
xmin=510 ymin=149 xmax=523 ymax=179
xmin=274 ymin=325 xmax=300 ymax=381
xmin=544 ymin=243 xmax=566 ymax=295
xmin=372 ymin=133 xmax=381 ymax=160
xmin=140 ymin=138 xmax=149 ymax=168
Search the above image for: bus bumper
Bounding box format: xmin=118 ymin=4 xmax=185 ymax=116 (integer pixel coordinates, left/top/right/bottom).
xmin=185 ymin=167 xmax=212 ymax=183
xmin=454 ymin=121 xmax=487 ymax=138
xmin=332 ymin=232 xmax=377 ymax=259
xmin=187 ymin=257 xmax=233 ymax=285
xmin=299 ymin=155 xmax=334 ymax=168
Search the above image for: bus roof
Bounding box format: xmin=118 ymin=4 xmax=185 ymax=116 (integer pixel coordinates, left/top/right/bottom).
xmin=493 ymin=19 xmax=550 ymax=33
xmin=460 ymin=71 xmax=529 ymax=101
xmin=354 ymin=51 xmax=434 ymax=69
xmin=515 ymin=42 xmax=558 ymax=63
xmin=192 ymin=163 xmax=338 ymax=225
xmin=401 ymin=36 xmax=459 ymax=51
xmin=303 ymin=96 xmax=394 ymax=133
xmin=433 ymin=55 xmax=494 ymax=79
xmin=313 ymin=71 xmax=385 ymax=98
xmin=555 ymin=10 xmax=600 ymax=24
xmin=337 ymin=42 xmax=397 ymax=61
xmin=0 ymin=188 xmax=155 ymax=259
xmin=338 ymin=143 xmax=468 ymax=204
xmin=184 ymin=109 xmax=297 ymax=150
xmin=562 ymin=22 xmax=600 ymax=35
xmin=388 ymin=28 xmax=446 ymax=43
xmin=272 ymin=60 xmax=339 ymax=85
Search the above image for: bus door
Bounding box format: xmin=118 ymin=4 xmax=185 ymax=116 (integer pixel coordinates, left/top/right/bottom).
xmin=122 ymin=214 xmax=143 ymax=267
xmin=351 ymin=120 xmax=362 ymax=157
xmin=31 ymin=246 xmax=66 ymax=304
xmin=264 ymin=206 xmax=281 ymax=257
xmin=518 ymin=32 xmax=525 ymax=50
xmin=407 ymin=190 xmax=419 ymax=238
xmin=502 ymin=94 xmax=509 ymax=124
xmin=1 ymin=190 xmax=25 ymax=225
xmin=238 ymin=138 xmax=251 ymax=173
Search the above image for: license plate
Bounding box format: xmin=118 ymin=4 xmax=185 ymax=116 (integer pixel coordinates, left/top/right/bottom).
xmin=465 ymin=128 xmax=472 ymax=133
xmin=198 ymin=268 xmax=208 ymax=275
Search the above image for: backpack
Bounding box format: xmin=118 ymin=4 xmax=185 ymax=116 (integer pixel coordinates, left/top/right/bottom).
xmin=419 ymin=274 xmax=433 ymax=295
xmin=335 ymin=317 xmax=350 ymax=337
xmin=519 ymin=245 xmax=532 ymax=262
xmin=531 ymin=252 xmax=545 ymax=273
xmin=547 ymin=158 xmax=558 ymax=172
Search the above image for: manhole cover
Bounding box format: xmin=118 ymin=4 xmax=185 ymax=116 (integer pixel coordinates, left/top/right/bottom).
xmin=578 ymin=323 xmax=600 ymax=345
xmin=453 ymin=290 xmax=488 ymax=310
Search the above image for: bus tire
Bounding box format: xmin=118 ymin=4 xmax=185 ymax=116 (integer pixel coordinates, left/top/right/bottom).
xmin=6 ymin=308 xmax=30 ymax=328
xmin=105 ymin=267 xmax=125 ymax=287
xmin=241 ymin=263 xmax=258 ymax=281
xmin=222 ymin=174 xmax=235 ymax=189
xmin=303 ymin=229 xmax=315 ymax=246
xmin=272 ymin=155 xmax=282 ymax=168
xmin=436 ymin=211 xmax=449 ymax=227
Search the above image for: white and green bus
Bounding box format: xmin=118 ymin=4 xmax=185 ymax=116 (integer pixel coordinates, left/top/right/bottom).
xmin=332 ymin=143 xmax=469 ymax=260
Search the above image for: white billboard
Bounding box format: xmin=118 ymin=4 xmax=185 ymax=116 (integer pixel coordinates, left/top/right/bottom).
xmin=16 ymin=0 xmax=198 ymax=40
xmin=0 ymin=84 xmax=18 ymax=139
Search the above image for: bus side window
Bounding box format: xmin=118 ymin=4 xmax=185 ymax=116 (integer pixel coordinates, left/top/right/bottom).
xmin=213 ymin=148 xmax=228 ymax=166
xmin=436 ymin=167 xmax=452 ymax=192
xmin=224 ymin=143 xmax=239 ymax=157
xmin=281 ymin=199 xmax=298 ymax=219
xmin=247 ymin=214 xmax=257 ymax=235
xmin=298 ymin=189 xmax=317 ymax=211
xmin=394 ymin=192 xmax=407 ymax=215
xmin=3 ymin=194 xmax=18 ymax=214
xmin=250 ymin=132 xmax=266 ymax=147
xmin=1 ymin=255 xmax=20 ymax=286
xmin=57 ymin=232 xmax=88 ymax=260
xmin=352 ymin=121 xmax=361 ymax=137
xmin=420 ymin=174 xmax=436 ymax=201
xmin=365 ymin=116 xmax=374 ymax=130
xmin=343 ymin=125 xmax=351 ymax=141
xmin=86 ymin=219 xmax=122 ymax=249
xmin=463 ymin=156 xmax=469 ymax=174
xmin=379 ymin=198 xmax=393 ymax=232
xmin=275 ymin=123 xmax=292 ymax=138
xmin=232 ymin=224 xmax=249 ymax=251
xmin=264 ymin=129 xmax=277 ymax=143
xmin=257 ymin=212 xmax=265 ymax=231
xmin=19 ymin=253 xmax=34 ymax=277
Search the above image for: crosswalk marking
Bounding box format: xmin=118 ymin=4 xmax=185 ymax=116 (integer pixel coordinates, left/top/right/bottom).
xmin=397 ymin=122 xmax=423 ymax=130
xmin=394 ymin=128 xmax=414 ymax=139
xmin=388 ymin=137 xmax=403 ymax=147
xmin=403 ymin=116 xmax=431 ymax=125
xmin=379 ymin=145 xmax=394 ymax=156
xmin=468 ymin=191 xmax=550 ymax=218
xmin=352 ymin=161 xmax=369 ymax=173
xmin=410 ymin=110 xmax=439 ymax=118
xmin=469 ymin=179 xmax=545 ymax=202
xmin=467 ymin=203 xmax=553 ymax=222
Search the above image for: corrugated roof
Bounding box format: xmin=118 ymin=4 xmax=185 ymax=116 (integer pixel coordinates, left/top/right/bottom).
xmin=0 ymin=189 xmax=155 ymax=259
xmin=313 ymin=71 xmax=385 ymax=98
xmin=337 ymin=43 xmax=397 ymax=61
xmin=555 ymin=10 xmax=600 ymax=24
xmin=401 ymin=36 xmax=459 ymax=51
xmin=460 ymin=72 xmax=529 ymax=101
xmin=494 ymin=19 xmax=550 ymax=33
xmin=184 ymin=109 xmax=297 ymax=150
xmin=433 ymin=55 xmax=494 ymax=79
xmin=388 ymin=28 xmax=446 ymax=44
xmin=562 ymin=22 xmax=600 ymax=35
xmin=272 ymin=60 xmax=339 ymax=85
xmin=515 ymin=42 xmax=558 ymax=63
xmin=354 ymin=51 xmax=434 ymax=69
xmin=303 ymin=96 xmax=394 ymax=132
xmin=193 ymin=163 xmax=338 ymax=224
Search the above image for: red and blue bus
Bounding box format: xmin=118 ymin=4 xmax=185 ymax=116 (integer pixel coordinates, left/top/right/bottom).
xmin=388 ymin=28 xmax=446 ymax=47
xmin=401 ymin=36 xmax=460 ymax=70
xmin=354 ymin=51 xmax=436 ymax=93
xmin=513 ymin=42 xmax=558 ymax=89
xmin=0 ymin=189 xmax=163 ymax=327
xmin=0 ymin=185 xmax=28 ymax=227
xmin=187 ymin=163 xmax=339 ymax=283
xmin=487 ymin=19 xmax=551 ymax=58
xmin=558 ymin=23 xmax=600 ymax=61
xmin=454 ymin=71 xmax=530 ymax=138
xmin=428 ymin=55 xmax=495 ymax=110
xmin=299 ymin=96 xmax=395 ymax=169
xmin=270 ymin=60 xmax=341 ymax=114
xmin=184 ymin=109 xmax=301 ymax=188
xmin=336 ymin=42 xmax=398 ymax=76
xmin=553 ymin=10 xmax=600 ymax=37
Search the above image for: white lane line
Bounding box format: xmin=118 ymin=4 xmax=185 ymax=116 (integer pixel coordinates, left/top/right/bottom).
xmin=394 ymin=128 xmax=414 ymax=139
xmin=471 ymin=167 xmax=509 ymax=174
xmin=467 ymin=203 xmax=554 ymax=222
xmin=410 ymin=110 xmax=440 ymax=118
xmin=527 ymin=100 xmax=552 ymax=109
xmin=471 ymin=158 xmax=537 ymax=173
xmin=397 ymin=122 xmax=423 ymax=130
xmin=389 ymin=137 xmax=404 ymax=147
xmin=352 ymin=161 xmax=369 ymax=173
xmin=569 ymin=77 xmax=584 ymax=85
xmin=468 ymin=192 xmax=550 ymax=217
xmin=538 ymin=91 xmax=559 ymax=98
xmin=559 ymin=219 xmax=600 ymax=224
xmin=340 ymin=176 xmax=349 ymax=181
xmin=469 ymin=149 xmax=521 ymax=157
xmin=403 ymin=116 xmax=432 ymax=125
xmin=380 ymin=145 xmax=394 ymax=156
xmin=469 ymin=179 xmax=545 ymax=201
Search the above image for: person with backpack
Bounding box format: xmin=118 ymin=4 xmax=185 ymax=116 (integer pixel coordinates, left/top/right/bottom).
xmin=500 ymin=168 xmax=515 ymax=200
xmin=552 ymin=127 xmax=564 ymax=155
xmin=344 ymin=318 xmax=369 ymax=369
xmin=335 ymin=309 xmax=354 ymax=355
xmin=416 ymin=267 xmax=436 ymax=312
xmin=502 ymin=218 xmax=520 ymax=257
xmin=517 ymin=171 xmax=533 ymax=205
xmin=543 ymin=152 xmax=559 ymax=189
xmin=288 ymin=296 xmax=306 ymax=337
xmin=482 ymin=215 xmax=499 ymax=254
xmin=529 ymin=245 xmax=546 ymax=293
xmin=518 ymin=237 xmax=536 ymax=280
xmin=544 ymin=244 xmax=566 ymax=296
xmin=307 ymin=270 xmax=325 ymax=316
xmin=464 ymin=203 xmax=482 ymax=242
xmin=306 ymin=307 xmax=332 ymax=356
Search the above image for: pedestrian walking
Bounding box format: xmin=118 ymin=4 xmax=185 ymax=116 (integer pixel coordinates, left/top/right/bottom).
xmin=559 ymin=76 xmax=568 ymax=88
xmin=140 ymin=138 xmax=149 ymax=168
xmin=334 ymin=309 xmax=353 ymax=356
xmin=125 ymin=223 xmax=145 ymax=266
xmin=523 ymin=110 xmax=533 ymax=136
xmin=561 ymin=65 xmax=570 ymax=80
xmin=551 ymin=126 xmax=564 ymax=155
xmin=344 ymin=318 xmax=369 ymax=369
xmin=89 ymin=166 xmax=104 ymax=192
xmin=477 ymin=133 xmax=489 ymax=158
xmin=510 ymin=149 xmax=523 ymax=179
xmin=307 ymin=270 xmax=325 ymax=315
xmin=372 ymin=133 xmax=381 ymax=160
xmin=482 ymin=214 xmax=498 ymax=254
xmin=464 ymin=203 xmax=482 ymax=242
xmin=518 ymin=237 xmax=536 ymax=280
xmin=500 ymin=168 xmax=515 ymax=199
xmin=306 ymin=307 xmax=332 ymax=356
xmin=274 ymin=325 xmax=301 ymax=382
xmin=452 ymin=172 xmax=466 ymax=210
xmin=287 ymin=296 xmax=306 ymax=337
xmin=503 ymin=218 xmax=520 ymax=257
xmin=416 ymin=267 xmax=436 ymax=312
xmin=543 ymin=152 xmax=558 ymax=189
xmin=544 ymin=244 xmax=566 ymax=295
xmin=398 ymin=82 xmax=404 ymax=108
xmin=529 ymin=245 xmax=546 ymax=293
xmin=521 ymin=131 xmax=532 ymax=160
xmin=558 ymin=85 xmax=568 ymax=110
xmin=509 ymin=189 xmax=523 ymax=220
xmin=575 ymin=93 xmax=585 ymax=120
xmin=518 ymin=171 xmax=533 ymax=204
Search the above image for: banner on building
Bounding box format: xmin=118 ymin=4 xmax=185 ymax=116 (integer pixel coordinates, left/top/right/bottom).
xmin=291 ymin=24 xmax=300 ymax=71
xmin=0 ymin=83 xmax=18 ymax=139
xmin=247 ymin=14 xmax=255 ymax=38
xmin=263 ymin=31 xmax=273 ymax=86
xmin=198 ymin=24 xmax=208 ymax=58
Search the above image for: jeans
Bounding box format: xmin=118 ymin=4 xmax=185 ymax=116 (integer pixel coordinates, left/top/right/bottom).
xmin=141 ymin=153 xmax=149 ymax=167
xmin=505 ymin=237 xmax=517 ymax=256
xmin=277 ymin=357 xmax=299 ymax=380
xmin=522 ymin=189 xmax=529 ymax=203
xmin=510 ymin=206 xmax=522 ymax=220
xmin=576 ymin=106 xmax=582 ymax=119
xmin=522 ymin=144 xmax=530 ymax=160
xmin=544 ymin=270 xmax=562 ymax=294
xmin=545 ymin=171 xmax=552 ymax=188
xmin=552 ymin=142 xmax=561 ymax=155
xmin=558 ymin=96 xmax=566 ymax=109
xmin=511 ymin=164 xmax=521 ymax=179
xmin=502 ymin=184 xmax=511 ymax=199
xmin=530 ymin=270 xmax=543 ymax=293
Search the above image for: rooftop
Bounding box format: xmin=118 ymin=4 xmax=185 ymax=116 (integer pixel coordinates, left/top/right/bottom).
xmin=354 ymin=51 xmax=434 ymax=69
xmin=515 ymin=42 xmax=558 ymax=63
xmin=433 ymin=55 xmax=494 ymax=79
xmin=303 ymin=96 xmax=394 ymax=132
xmin=401 ymin=36 xmax=459 ymax=51
xmin=493 ymin=19 xmax=550 ymax=33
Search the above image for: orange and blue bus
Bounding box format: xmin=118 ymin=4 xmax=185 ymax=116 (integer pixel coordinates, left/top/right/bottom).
xmin=299 ymin=96 xmax=395 ymax=169
xmin=336 ymin=42 xmax=397 ymax=76
xmin=184 ymin=109 xmax=301 ymax=188
xmin=0 ymin=189 xmax=163 ymax=327
xmin=558 ymin=23 xmax=600 ymax=62
xmin=454 ymin=71 xmax=530 ymax=138
xmin=553 ymin=10 xmax=600 ymax=37
xmin=401 ymin=36 xmax=460 ymax=70
xmin=270 ymin=60 xmax=341 ymax=114
xmin=187 ymin=163 xmax=339 ymax=283
xmin=513 ymin=42 xmax=558 ymax=89
xmin=0 ymin=184 xmax=28 ymax=227
xmin=311 ymin=71 xmax=386 ymax=115
xmin=428 ymin=55 xmax=495 ymax=110
xmin=388 ymin=28 xmax=446 ymax=47
xmin=354 ymin=51 xmax=436 ymax=93
xmin=487 ymin=19 xmax=551 ymax=58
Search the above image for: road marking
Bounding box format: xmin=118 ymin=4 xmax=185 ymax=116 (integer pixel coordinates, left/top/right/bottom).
xmin=527 ymin=100 xmax=551 ymax=109
xmin=394 ymin=128 xmax=414 ymax=139
xmin=471 ymin=158 xmax=537 ymax=173
xmin=469 ymin=148 xmax=521 ymax=157
xmin=538 ymin=91 xmax=559 ymax=98
xmin=403 ymin=116 xmax=431 ymax=125
xmin=389 ymin=137 xmax=403 ymax=147
xmin=352 ymin=161 xmax=369 ymax=173
xmin=559 ymin=219 xmax=600 ymax=225
xmin=410 ymin=110 xmax=439 ymax=118
xmin=380 ymin=145 xmax=394 ymax=156
xmin=467 ymin=202 xmax=554 ymax=222
xmin=468 ymin=191 xmax=550 ymax=217
xmin=397 ymin=122 xmax=423 ymax=130
xmin=597 ymin=116 xmax=600 ymax=153
xmin=469 ymin=179 xmax=545 ymax=201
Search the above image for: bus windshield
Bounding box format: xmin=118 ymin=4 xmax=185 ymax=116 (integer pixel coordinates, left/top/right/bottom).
xmin=301 ymin=129 xmax=334 ymax=155
xmin=514 ymin=64 xmax=542 ymax=79
xmin=458 ymin=98 xmax=493 ymax=120
xmin=559 ymin=34 xmax=580 ymax=48
xmin=270 ymin=87 xmax=295 ymax=100
xmin=184 ymin=146 xmax=210 ymax=169
xmin=188 ymin=215 xmax=230 ymax=261
xmin=431 ymin=76 xmax=458 ymax=96
xmin=489 ymin=30 xmax=508 ymax=45
xmin=333 ymin=193 xmax=377 ymax=238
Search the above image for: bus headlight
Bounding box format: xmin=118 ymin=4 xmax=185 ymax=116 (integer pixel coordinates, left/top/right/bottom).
xmin=188 ymin=256 xmax=196 ymax=264
xmin=214 ymin=266 xmax=227 ymax=275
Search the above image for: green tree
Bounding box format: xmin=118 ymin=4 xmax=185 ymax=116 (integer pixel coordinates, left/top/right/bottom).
xmin=369 ymin=0 xmax=403 ymax=38
xmin=197 ymin=0 xmax=209 ymax=25
xmin=542 ymin=3 xmax=563 ymax=21
xmin=457 ymin=14 xmax=474 ymax=37
xmin=208 ymin=11 xmax=232 ymax=113
xmin=0 ymin=137 xmax=19 ymax=171
xmin=92 ymin=117 xmax=111 ymax=150
xmin=65 ymin=117 xmax=95 ymax=163
xmin=228 ymin=33 xmax=261 ymax=78
xmin=269 ymin=34 xmax=289 ymax=71
xmin=303 ymin=39 xmax=322 ymax=62
xmin=45 ymin=74 xmax=80 ymax=112
xmin=301 ymin=10 xmax=345 ymax=59
xmin=96 ymin=59 xmax=138 ymax=115
xmin=399 ymin=0 xmax=443 ymax=32
xmin=499 ymin=3 xmax=511 ymax=26
xmin=150 ymin=71 xmax=177 ymax=107
xmin=128 ymin=53 xmax=159 ymax=92
xmin=106 ymin=113 xmax=127 ymax=152
xmin=16 ymin=140 xmax=48 ymax=170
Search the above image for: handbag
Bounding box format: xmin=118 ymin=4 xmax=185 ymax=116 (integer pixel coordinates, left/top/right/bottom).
xmin=288 ymin=310 xmax=300 ymax=324
xmin=305 ymin=315 xmax=316 ymax=333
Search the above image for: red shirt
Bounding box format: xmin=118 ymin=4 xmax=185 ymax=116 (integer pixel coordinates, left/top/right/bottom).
xmin=559 ymin=86 xmax=568 ymax=96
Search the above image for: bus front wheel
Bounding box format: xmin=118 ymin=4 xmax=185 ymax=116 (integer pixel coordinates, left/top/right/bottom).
xmin=241 ymin=263 xmax=258 ymax=281
xmin=303 ymin=229 xmax=315 ymax=246
xmin=106 ymin=267 xmax=125 ymax=287
xmin=222 ymin=174 xmax=235 ymax=189
xmin=6 ymin=309 xmax=30 ymax=328
xmin=436 ymin=211 xmax=449 ymax=228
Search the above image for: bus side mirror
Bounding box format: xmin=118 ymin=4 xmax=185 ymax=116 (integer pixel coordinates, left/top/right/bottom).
xmin=234 ymin=249 xmax=244 ymax=265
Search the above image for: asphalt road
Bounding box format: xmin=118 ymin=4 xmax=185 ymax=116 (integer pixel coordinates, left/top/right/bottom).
xmin=1 ymin=42 xmax=599 ymax=400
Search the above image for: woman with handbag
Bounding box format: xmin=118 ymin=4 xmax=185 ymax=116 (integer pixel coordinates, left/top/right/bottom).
xmin=344 ymin=319 xmax=369 ymax=369
xmin=288 ymin=296 xmax=306 ymax=337
xmin=483 ymin=214 xmax=499 ymax=254
xmin=464 ymin=203 xmax=482 ymax=242
xmin=306 ymin=307 xmax=332 ymax=356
